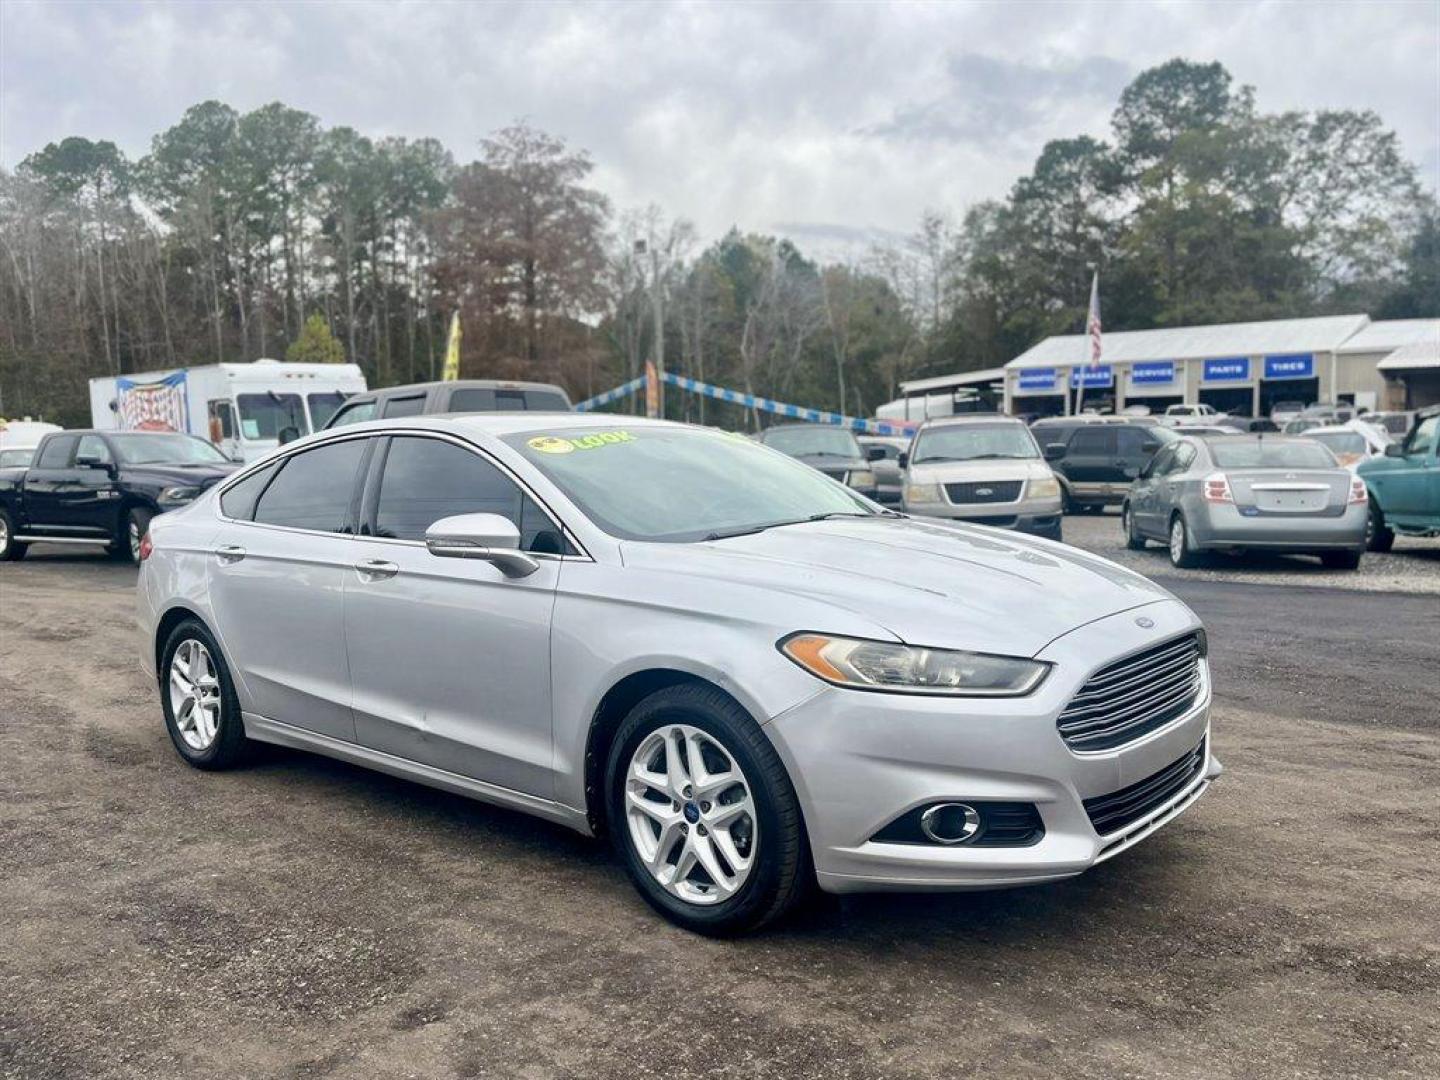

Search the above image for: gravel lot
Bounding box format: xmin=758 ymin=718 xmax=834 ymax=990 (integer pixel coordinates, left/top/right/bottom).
xmin=2 ymin=545 xmax=1438 ymax=1079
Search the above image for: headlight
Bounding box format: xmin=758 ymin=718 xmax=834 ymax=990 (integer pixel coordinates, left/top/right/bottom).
xmin=905 ymin=483 xmax=943 ymax=503
xmin=779 ymin=633 xmax=1050 ymax=697
xmin=158 ymin=485 xmax=201 ymax=505
xmin=848 ymin=469 xmax=876 ymax=488
xmin=1029 ymin=475 xmax=1061 ymax=499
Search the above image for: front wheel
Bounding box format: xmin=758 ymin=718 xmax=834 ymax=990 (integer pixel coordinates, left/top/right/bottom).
xmin=1122 ymin=504 xmax=1146 ymax=550
xmin=0 ymin=508 xmax=27 ymax=561
xmin=1168 ymin=515 xmax=1202 ymax=569
xmin=1366 ymin=502 xmax=1394 ymax=553
xmin=606 ymin=683 xmax=811 ymax=936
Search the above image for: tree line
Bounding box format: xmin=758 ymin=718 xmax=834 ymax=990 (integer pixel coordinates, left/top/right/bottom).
xmin=1 ymin=59 xmax=1434 ymax=428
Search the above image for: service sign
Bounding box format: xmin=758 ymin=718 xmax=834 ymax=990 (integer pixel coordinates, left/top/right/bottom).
xmin=1203 ymin=357 xmax=1250 ymax=382
xmin=1069 ymin=365 xmax=1114 ymax=389
xmin=1018 ymin=368 xmax=1058 ymax=391
xmin=1131 ymin=361 xmax=1176 ymax=385
xmin=1263 ymin=353 xmax=1315 ymax=380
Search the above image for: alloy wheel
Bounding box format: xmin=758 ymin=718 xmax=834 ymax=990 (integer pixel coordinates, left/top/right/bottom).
xmin=624 ymin=723 xmax=758 ymax=906
xmin=1170 ymin=519 xmax=1185 ymax=564
xmin=169 ymin=639 xmax=221 ymax=751
xmin=0 ymin=516 xmax=8 ymax=556
xmin=129 ymin=518 xmax=142 ymax=562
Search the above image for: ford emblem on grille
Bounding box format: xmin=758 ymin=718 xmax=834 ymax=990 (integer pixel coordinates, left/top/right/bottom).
xmin=1135 ymin=616 xmax=1155 ymax=628
xmin=975 ymin=487 xmax=992 ymax=496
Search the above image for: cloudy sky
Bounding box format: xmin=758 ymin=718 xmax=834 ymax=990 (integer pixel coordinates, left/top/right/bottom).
xmin=3 ymin=0 xmax=1437 ymax=252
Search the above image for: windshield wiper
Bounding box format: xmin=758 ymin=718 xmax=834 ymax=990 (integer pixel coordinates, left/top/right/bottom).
xmin=702 ymin=511 xmax=874 ymax=542
xmin=804 ymin=512 xmax=873 ymax=522
xmin=702 ymin=523 xmax=777 ymax=541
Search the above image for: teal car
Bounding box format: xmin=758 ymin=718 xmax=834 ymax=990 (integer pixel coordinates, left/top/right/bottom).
xmin=1358 ymin=406 xmax=1440 ymax=551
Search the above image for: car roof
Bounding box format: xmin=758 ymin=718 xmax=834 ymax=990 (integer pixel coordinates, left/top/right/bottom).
xmin=356 ymin=378 xmax=569 ymax=397
xmin=316 ymin=413 xmax=688 ymax=440
xmin=918 ymin=414 xmax=1021 ymax=430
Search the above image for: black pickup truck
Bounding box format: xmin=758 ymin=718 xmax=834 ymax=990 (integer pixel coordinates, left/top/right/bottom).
xmin=0 ymin=429 xmax=238 ymax=564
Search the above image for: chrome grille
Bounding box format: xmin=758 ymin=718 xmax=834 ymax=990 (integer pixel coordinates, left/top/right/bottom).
xmin=1057 ymin=633 xmax=1203 ymax=751
xmin=945 ymin=480 xmax=1022 ymax=504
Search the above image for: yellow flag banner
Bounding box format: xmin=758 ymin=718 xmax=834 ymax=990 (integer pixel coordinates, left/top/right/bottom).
xmin=442 ymin=312 xmax=462 ymax=381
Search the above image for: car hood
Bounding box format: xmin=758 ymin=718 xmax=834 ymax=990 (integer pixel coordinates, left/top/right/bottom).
xmin=122 ymin=462 xmax=239 ymax=486
xmin=621 ymin=516 xmax=1176 ymax=657
xmin=907 ymin=458 xmax=1053 ymax=485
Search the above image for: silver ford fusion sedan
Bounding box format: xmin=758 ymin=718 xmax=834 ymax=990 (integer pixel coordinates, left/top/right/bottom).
xmin=137 ymin=414 xmax=1221 ymax=935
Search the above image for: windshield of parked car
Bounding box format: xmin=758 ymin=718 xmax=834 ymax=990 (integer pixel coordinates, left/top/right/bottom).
xmin=238 ymin=392 xmax=308 ymax=439
xmin=759 ymin=426 xmax=861 ymax=458
xmin=1306 ymin=431 xmax=1368 ymax=456
xmin=505 ymin=425 xmax=876 ymax=542
xmin=1209 ymin=438 xmax=1337 ymax=469
xmin=110 ymin=433 xmax=229 ymax=465
xmin=307 ymin=391 xmax=350 ymax=429
xmin=911 ymin=422 xmax=1039 ymax=463
xmin=0 ymin=446 xmax=35 ymax=468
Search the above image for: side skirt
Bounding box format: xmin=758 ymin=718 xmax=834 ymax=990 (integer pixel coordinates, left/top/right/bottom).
xmin=242 ymin=713 xmax=594 ymax=836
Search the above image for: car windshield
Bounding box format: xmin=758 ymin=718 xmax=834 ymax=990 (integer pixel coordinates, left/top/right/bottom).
xmin=760 ymin=426 xmax=861 ymax=458
xmin=238 ymin=392 xmax=308 ymax=439
xmin=912 ymin=423 xmax=1039 ymax=463
xmin=505 ymin=425 xmax=876 ymax=542
xmin=0 ymin=447 xmax=35 ymax=468
xmin=1307 ymin=431 xmax=1368 ymax=456
xmin=1209 ymin=439 xmax=1337 ymax=469
xmin=110 ymin=433 xmax=229 ymax=465
xmin=307 ymin=391 xmax=350 ymax=429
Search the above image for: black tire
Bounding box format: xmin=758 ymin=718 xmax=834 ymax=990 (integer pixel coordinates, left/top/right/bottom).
xmin=1168 ymin=513 xmax=1201 ymax=569
xmin=1321 ymin=550 xmax=1363 ymax=571
xmin=605 ymin=683 xmax=812 ymax=936
xmin=1366 ymin=502 xmax=1394 ymax=553
xmin=113 ymin=506 xmax=154 ymax=564
xmin=1060 ymin=482 xmax=1077 ymax=515
xmin=1121 ymin=503 xmax=1146 ymax=550
xmin=0 ymin=508 xmax=27 ymax=561
xmin=159 ymin=618 xmax=250 ymax=770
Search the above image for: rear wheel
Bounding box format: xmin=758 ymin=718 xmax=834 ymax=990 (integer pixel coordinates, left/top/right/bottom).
xmin=1122 ymin=504 xmax=1146 ymax=550
xmin=1366 ymin=502 xmax=1394 ymax=553
xmin=1168 ymin=514 xmax=1201 ymax=569
xmin=112 ymin=506 xmax=153 ymax=564
xmin=159 ymin=619 xmax=249 ymax=770
xmin=1321 ymin=550 xmax=1363 ymax=571
xmin=605 ymin=683 xmax=811 ymax=936
xmin=0 ymin=508 xmax=27 ymax=561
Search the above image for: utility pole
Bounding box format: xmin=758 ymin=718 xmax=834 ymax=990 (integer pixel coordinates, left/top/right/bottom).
xmin=634 ymin=237 xmax=665 ymax=417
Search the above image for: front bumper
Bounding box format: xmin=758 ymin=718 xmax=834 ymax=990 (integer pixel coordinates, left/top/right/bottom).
xmin=763 ymin=600 xmax=1218 ymax=893
xmin=1189 ymin=502 xmax=1367 ymax=551
xmin=905 ymin=497 xmax=1064 ymax=539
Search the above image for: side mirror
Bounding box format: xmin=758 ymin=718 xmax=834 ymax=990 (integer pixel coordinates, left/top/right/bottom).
xmin=75 ymin=454 xmax=112 ymax=472
xmin=1141 ymin=440 xmax=1160 ymax=454
xmin=866 ymin=446 xmax=886 ymax=462
xmin=1384 ymin=443 xmax=1405 ymax=458
xmin=425 ymin=512 xmax=539 ymax=578
xmin=897 ymin=451 xmax=909 ymax=469
xmin=1043 ymin=442 xmax=1067 ymax=462
xmin=277 ymin=426 xmax=301 ymax=446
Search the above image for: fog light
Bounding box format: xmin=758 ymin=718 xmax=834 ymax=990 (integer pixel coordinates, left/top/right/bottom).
xmin=919 ymin=802 xmax=980 ymax=845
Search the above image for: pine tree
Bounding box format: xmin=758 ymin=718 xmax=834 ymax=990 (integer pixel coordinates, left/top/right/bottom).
xmin=286 ymin=313 xmax=345 ymax=364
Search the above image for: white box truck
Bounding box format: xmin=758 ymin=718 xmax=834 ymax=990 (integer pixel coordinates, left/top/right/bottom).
xmin=89 ymin=359 xmax=367 ymax=462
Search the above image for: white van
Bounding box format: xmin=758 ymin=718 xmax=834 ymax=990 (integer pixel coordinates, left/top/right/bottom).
xmin=89 ymin=360 xmax=367 ymax=462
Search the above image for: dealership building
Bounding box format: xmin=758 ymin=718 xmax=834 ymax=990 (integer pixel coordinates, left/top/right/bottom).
xmin=1000 ymin=315 xmax=1440 ymax=417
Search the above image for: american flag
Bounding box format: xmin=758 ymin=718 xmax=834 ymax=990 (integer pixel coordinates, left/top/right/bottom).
xmin=1086 ymin=271 xmax=1102 ymax=367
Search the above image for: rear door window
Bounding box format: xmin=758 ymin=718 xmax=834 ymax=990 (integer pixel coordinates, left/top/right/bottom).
xmin=446 ymin=388 xmax=495 ymax=412
xmin=253 ymin=439 xmax=368 ymax=533
xmin=220 ymin=462 xmax=281 ymax=521
xmin=381 ymin=394 xmax=427 ymax=419
xmin=1068 ymin=427 xmax=1114 ymax=456
xmin=1116 ymin=427 xmax=1152 ymax=460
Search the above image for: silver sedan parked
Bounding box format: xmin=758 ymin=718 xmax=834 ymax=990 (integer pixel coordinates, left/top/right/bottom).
xmin=1121 ymin=434 xmax=1368 ymax=570
xmin=138 ymin=415 xmax=1220 ymax=934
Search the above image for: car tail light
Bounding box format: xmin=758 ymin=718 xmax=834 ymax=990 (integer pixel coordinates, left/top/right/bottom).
xmin=1349 ymin=478 xmax=1368 ymax=505
xmin=1202 ymin=473 xmax=1234 ymax=503
xmin=138 ymin=532 xmax=154 ymax=561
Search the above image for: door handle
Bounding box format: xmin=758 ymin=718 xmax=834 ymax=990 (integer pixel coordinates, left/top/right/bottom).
xmin=215 ymin=545 xmax=246 ymax=565
xmin=354 ymin=558 xmax=399 ymax=582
